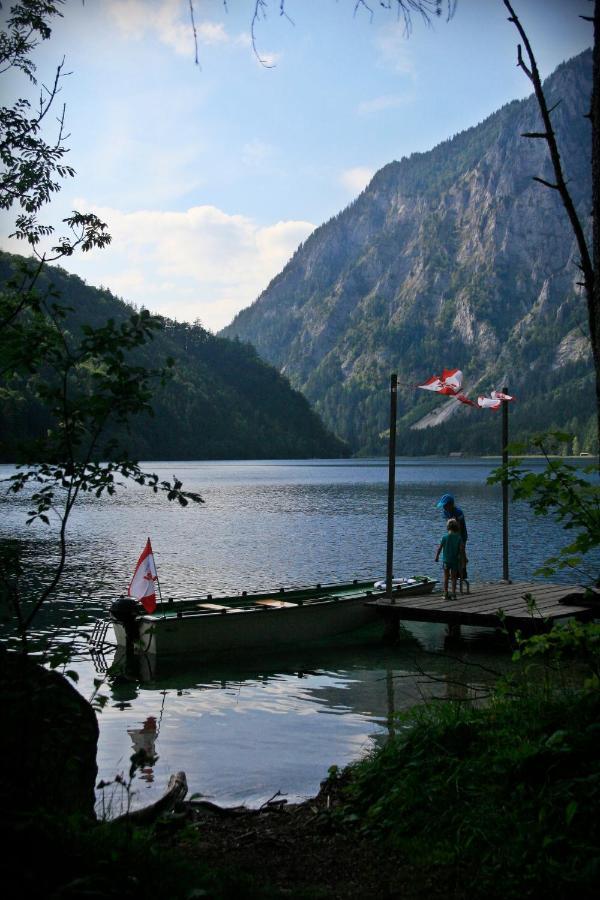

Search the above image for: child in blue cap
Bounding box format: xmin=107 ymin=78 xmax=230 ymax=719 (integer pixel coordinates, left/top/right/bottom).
xmin=436 ymin=493 xmax=469 ymax=592
xmin=435 ymin=518 xmax=466 ymax=600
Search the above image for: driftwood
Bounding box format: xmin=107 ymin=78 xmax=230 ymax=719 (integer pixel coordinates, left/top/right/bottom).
xmin=189 ymin=799 xmax=252 ymax=817
xmin=112 ymin=771 xmax=187 ymax=826
xmin=189 ymin=790 xmax=288 ymax=818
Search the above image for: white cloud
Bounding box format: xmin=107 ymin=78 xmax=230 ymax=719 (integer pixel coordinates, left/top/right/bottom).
xmin=196 ymin=21 xmax=229 ymax=45
xmin=339 ymin=167 xmax=375 ymax=194
xmin=55 ymin=202 xmax=315 ymax=332
xmin=241 ymin=139 xmax=275 ymax=168
xmin=357 ymin=94 xmax=412 ymax=115
xmin=107 ymin=0 xmax=230 ymax=56
xmin=234 ymin=33 xmax=252 ymax=49
xmin=88 ymin=136 xmax=209 ymax=206
xmin=253 ymin=50 xmax=282 ymax=68
xmin=374 ymin=24 xmax=417 ymax=76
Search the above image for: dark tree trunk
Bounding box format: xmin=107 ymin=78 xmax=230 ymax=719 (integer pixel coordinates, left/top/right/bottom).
xmin=505 ymin=0 xmax=598 ymax=449
xmin=593 ymin=2 xmax=600 ymax=446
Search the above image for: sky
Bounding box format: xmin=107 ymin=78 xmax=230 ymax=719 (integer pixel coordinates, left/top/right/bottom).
xmin=0 ymin=0 xmax=593 ymax=332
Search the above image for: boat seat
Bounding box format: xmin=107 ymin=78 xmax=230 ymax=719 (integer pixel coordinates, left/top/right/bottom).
xmin=196 ymin=603 xmax=229 ymax=612
xmin=255 ymin=599 xmax=297 ymax=609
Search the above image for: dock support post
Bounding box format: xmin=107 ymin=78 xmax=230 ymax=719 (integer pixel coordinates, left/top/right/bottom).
xmin=382 ymin=612 xmax=400 ymax=644
xmin=386 ymin=373 xmax=398 ymax=603
xmin=445 ymin=623 xmax=462 ymax=643
xmin=386 ymin=668 xmax=396 ymax=737
xmin=502 ymin=384 xmax=510 ymax=582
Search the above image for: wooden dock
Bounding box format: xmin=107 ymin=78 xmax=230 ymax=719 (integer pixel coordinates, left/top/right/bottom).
xmin=367 ymin=582 xmax=597 ymax=633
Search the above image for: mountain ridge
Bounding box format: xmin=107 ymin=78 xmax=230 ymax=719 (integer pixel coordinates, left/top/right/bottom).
xmin=0 ymin=253 xmax=348 ymax=462
xmin=222 ymin=50 xmax=595 ymax=455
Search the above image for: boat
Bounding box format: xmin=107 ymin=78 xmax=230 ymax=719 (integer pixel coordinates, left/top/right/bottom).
xmin=110 ymin=576 xmax=436 ymax=658
xmin=107 ymin=374 xmax=436 ymax=660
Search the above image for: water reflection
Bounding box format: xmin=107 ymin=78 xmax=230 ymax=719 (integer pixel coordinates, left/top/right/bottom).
xmin=127 ymin=716 xmax=159 ymax=782
xmin=1 ymin=458 xmax=593 ymax=815
xmin=95 ymin=627 xmax=508 ymax=813
xmin=2 ymin=458 xmax=596 ymax=616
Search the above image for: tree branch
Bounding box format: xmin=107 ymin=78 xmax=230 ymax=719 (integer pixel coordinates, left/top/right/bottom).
xmin=504 ymin=0 xmax=594 ymax=337
xmin=532 ymin=175 xmax=560 ymax=190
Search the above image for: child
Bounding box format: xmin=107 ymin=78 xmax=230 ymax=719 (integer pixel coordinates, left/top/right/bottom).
xmin=435 ymin=518 xmax=465 ymax=600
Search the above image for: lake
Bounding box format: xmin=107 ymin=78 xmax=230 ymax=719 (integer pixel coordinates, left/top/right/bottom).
xmin=0 ymin=457 xmax=593 ymax=815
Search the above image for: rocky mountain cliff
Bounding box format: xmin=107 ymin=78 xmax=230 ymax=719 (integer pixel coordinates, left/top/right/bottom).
xmin=222 ymin=51 xmax=595 ymax=455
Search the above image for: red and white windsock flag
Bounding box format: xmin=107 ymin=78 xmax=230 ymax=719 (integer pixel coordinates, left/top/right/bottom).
xmin=128 ymin=538 xmax=158 ymax=614
xmin=477 ymin=390 xmax=515 ymax=410
xmin=477 ymin=395 xmax=502 ymax=410
xmin=418 ymin=368 xmax=463 ymax=396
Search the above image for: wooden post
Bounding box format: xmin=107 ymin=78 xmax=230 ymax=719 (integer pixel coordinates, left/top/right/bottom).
xmin=386 ymin=373 xmax=398 ymax=601
xmin=502 ymin=385 xmax=510 ymax=582
xmin=386 ymin=667 xmax=396 ymax=737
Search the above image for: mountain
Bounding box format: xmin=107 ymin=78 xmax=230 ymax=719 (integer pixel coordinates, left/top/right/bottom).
xmin=0 ymin=254 xmax=348 ymax=462
xmin=222 ymin=51 xmax=596 ymax=456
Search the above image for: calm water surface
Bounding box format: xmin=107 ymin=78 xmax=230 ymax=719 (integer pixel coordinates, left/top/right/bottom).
xmin=0 ymin=457 xmax=593 ymax=814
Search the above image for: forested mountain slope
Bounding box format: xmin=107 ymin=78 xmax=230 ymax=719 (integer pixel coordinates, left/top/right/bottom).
xmin=0 ymin=254 xmax=347 ymax=461
xmin=222 ymin=51 xmax=595 ymax=455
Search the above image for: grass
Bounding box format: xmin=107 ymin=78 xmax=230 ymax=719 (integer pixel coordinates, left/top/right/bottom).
xmin=1 ymin=812 xmax=290 ymax=900
xmin=6 ymin=617 xmax=599 ymax=899
xmin=331 ymin=671 xmax=600 ymax=899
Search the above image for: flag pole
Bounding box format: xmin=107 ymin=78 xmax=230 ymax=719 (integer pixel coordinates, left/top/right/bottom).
xmin=156 ymin=577 xmax=167 ymax=619
xmin=149 ymin=536 xmax=166 ymax=618
xmin=501 ymin=388 xmax=510 ymax=582
xmin=386 ymin=374 xmax=398 ymax=602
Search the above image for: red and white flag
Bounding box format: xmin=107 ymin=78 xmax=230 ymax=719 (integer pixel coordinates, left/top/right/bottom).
xmin=477 ymin=390 xmax=516 ymax=410
xmin=418 ymin=368 xmax=463 ymax=396
xmin=477 ymin=395 xmax=502 ymax=410
xmin=128 ymin=538 xmax=158 ymax=614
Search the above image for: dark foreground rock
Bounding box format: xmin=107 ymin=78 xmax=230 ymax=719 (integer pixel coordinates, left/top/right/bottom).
xmin=0 ymin=650 xmax=98 ymax=819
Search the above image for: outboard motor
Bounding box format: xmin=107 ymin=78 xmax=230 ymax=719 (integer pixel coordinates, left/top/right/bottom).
xmin=110 ymin=596 xmax=143 ymax=645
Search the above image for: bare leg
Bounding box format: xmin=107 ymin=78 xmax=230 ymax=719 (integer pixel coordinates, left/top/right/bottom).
xmin=443 ymin=568 xmax=449 ymax=597
xmin=451 ymin=571 xmax=457 ymax=598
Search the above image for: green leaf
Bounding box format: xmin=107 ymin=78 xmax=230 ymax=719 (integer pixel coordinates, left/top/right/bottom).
xmin=565 ymin=801 xmax=578 ymax=826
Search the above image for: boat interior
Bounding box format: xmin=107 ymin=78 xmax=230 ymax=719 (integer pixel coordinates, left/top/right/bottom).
xmin=143 ymin=577 xmax=436 ymax=620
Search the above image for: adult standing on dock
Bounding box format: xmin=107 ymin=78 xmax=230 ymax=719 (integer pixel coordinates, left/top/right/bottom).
xmin=436 ymin=493 xmax=469 ymax=592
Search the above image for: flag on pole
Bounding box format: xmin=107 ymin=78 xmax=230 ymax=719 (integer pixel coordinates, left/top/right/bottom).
xmin=477 ymin=395 xmax=502 ymax=410
xmin=455 ymin=393 xmax=478 ymax=407
xmin=477 ymin=390 xmax=516 ymax=410
xmin=415 ymin=370 xmax=516 ymax=412
xmin=128 ymin=538 xmax=158 ymax=614
xmin=417 ymin=368 xmax=463 ymax=395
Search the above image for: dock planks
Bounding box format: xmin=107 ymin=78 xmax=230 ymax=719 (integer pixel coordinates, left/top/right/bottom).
xmin=367 ymin=582 xmax=596 ymax=631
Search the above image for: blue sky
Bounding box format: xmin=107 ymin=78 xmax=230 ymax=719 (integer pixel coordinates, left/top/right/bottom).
xmin=0 ymin=0 xmax=592 ymax=330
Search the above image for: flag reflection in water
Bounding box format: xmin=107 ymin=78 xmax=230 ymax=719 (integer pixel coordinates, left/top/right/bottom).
xmin=127 ymin=715 xmax=158 ymax=782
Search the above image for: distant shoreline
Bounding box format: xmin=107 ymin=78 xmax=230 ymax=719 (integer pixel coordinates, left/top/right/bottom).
xmin=0 ymin=454 xmax=597 ymax=466
xmin=480 ymin=454 xmax=598 ymax=460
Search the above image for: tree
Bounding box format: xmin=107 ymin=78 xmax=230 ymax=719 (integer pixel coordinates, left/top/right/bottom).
xmin=593 ymin=0 xmax=600 ymax=443
xmin=188 ymin=1 xmax=457 ymax=67
xmin=501 ymin=0 xmax=598 ymax=449
xmin=0 ymin=1 xmax=203 ymax=656
xmin=489 ymin=432 xmax=600 ymax=584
